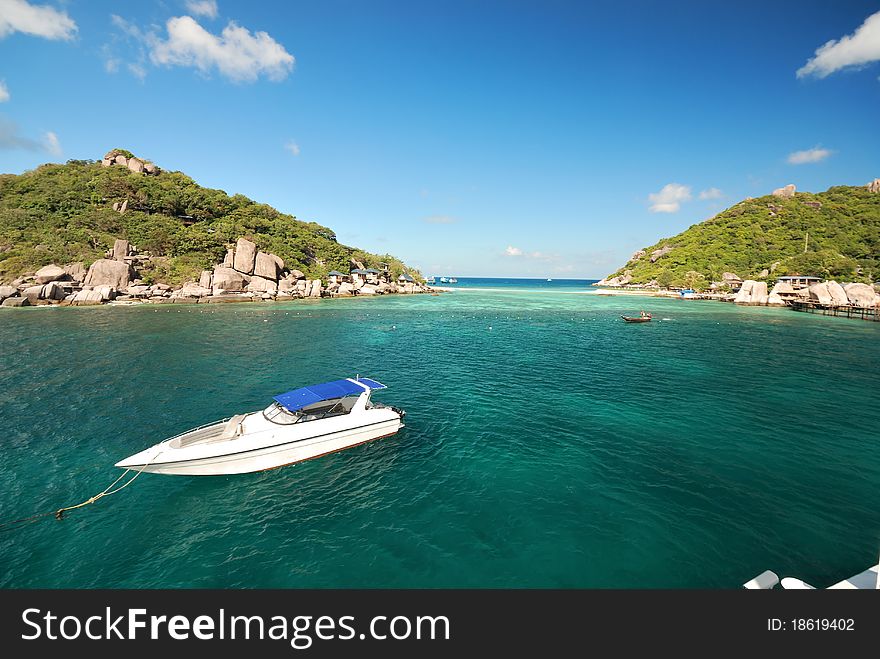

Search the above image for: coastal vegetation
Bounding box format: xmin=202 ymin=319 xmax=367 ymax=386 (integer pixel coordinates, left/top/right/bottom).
xmin=0 ymin=153 xmax=417 ymax=286
xmin=601 ymin=184 xmax=880 ymax=288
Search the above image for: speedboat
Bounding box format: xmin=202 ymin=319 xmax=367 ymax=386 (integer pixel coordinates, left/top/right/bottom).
xmin=115 ymin=377 xmax=405 ymax=476
xmin=448 ymin=277 xmax=458 ymax=283
xmin=425 ymin=276 xmax=436 ymax=284
xmin=439 ymin=277 xmax=449 ymax=283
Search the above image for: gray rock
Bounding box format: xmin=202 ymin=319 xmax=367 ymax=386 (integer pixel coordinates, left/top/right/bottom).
xmin=92 ymin=285 xmax=117 ymax=301
xmin=233 ymin=238 xmax=257 ymax=274
xmin=1 ymin=296 xmax=30 ymax=307
xmin=101 ymin=158 xmax=112 ymax=167
xmin=270 ymin=253 xmax=285 ymax=272
xmin=759 ymin=269 xmax=769 ymax=278
xmin=113 ymin=239 xmax=130 ymax=261
xmin=826 ymin=280 xmax=849 ymax=306
xmin=198 ymin=270 xmax=213 ymax=289
xmin=650 ymin=245 xmax=672 ymax=263
xmin=72 ymin=290 xmax=104 ymax=305
xmin=337 ymin=282 xmax=354 ymax=296
xmin=359 ymin=284 xmax=379 ymax=295
xmin=175 ymin=284 xmax=213 ymax=298
xmin=247 ymin=276 xmax=278 ymax=293
xmin=126 ymin=285 xmax=151 ymax=297
xmin=127 ymin=158 xmax=144 ymax=174
xmin=843 ymin=282 xmax=877 ymax=307
xmin=772 ymin=184 xmax=796 ymax=198
xmin=289 ymin=269 xmax=305 ymax=280
xmin=808 ymin=282 xmax=832 ymax=305
xmin=866 ymin=178 xmax=880 ymax=193
xmin=64 ymin=262 xmax=86 ymax=282
xmin=42 ymin=281 xmax=66 ymax=300
xmin=0 ymin=285 xmax=17 ymax=301
xmin=84 ymin=259 xmax=134 ymax=288
xmin=35 ymin=263 xmax=67 ymax=284
xmin=119 ymin=199 xmax=128 ymax=213
xmin=750 ymin=281 xmax=768 ymax=305
xmin=212 ymin=266 xmax=248 ymax=293
xmin=144 ymin=162 xmax=158 ymax=175
xmin=629 ymin=250 xmax=646 ymax=262
xmin=309 ymin=279 xmax=322 ymax=298
xmin=734 ymin=280 xmax=756 ymax=304
xmin=114 ymin=155 xmax=128 ymax=166
xmin=254 ymin=252 xmax=279 ymax=279
xmin=222 ymin=248 xmax=235 ymax=268
xmin=23 ymin=285 xmax=44 ymax=302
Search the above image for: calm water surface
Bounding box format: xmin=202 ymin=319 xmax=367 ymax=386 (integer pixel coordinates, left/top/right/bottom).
xmin=1 ymin=279 xmax=878 ymax=587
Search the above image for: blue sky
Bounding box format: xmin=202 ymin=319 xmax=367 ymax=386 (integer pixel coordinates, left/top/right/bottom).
xmin=1 ymin=0 xmax=879 ymax=278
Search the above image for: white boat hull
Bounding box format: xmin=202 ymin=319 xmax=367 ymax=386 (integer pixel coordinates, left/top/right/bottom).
xmin=116 ymin=406 xmax=404 ymax=476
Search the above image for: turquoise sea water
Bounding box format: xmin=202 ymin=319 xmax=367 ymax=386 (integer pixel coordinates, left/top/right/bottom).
xmin=1 ymin=279 xmax=879 ymax=588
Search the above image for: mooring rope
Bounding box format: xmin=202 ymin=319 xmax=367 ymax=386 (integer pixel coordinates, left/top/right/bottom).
xmin=0 ymin=449 xmax=164 ymax=532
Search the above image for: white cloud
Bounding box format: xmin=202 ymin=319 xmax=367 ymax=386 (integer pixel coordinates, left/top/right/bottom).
xmin=797 ymin=11 xmax=880 ymax=78
xmin=505 ymin=246 xmax=523 ymax=256
xmin=698 ymin=187 xmax=723 ymax=200
xmin=44 ymin=130 xmax=61 ymax=155
xmin=422 ymin=215 xmax=457 ymax=224
xmin=0 ymin=80 xmax=8 ymax=102
xmin=503 ymin=245 xmax=557 ymax=261
xmin=149 ymin=16 xmax=294 ymax=82
xmin=0 ymin=0 xmax=77 ymax=40
xmin=283 ymin=140 xmax=300 ymax=156
xmin=648 ymin=183 xmax=692 ymax=213
xmin=185 ymin=0 xmax=219 ymax=19
xmin=104 ymin=58 xmax=120 ymax=74
xmin=787 ymin=147 xmax=832 ymax=164
xmin=127 ymin=62 xmax=147 ymax=81
xmin=0 ymin=118 xmax=60 ymax=155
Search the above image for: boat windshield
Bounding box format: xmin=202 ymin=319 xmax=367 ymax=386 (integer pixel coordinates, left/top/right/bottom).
xmin=263 ymin=395 xmax=361 ymax=424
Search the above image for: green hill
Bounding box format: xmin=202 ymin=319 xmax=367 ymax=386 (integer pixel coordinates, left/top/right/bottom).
xmin=0 ymin=153 xmax=417 ymax=285
xmin=602 ymin=185 xmax=880 ymax=289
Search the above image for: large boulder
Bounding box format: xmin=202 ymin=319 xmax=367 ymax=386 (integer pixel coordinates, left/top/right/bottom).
xmin=734 ymin=280 xmax=756 ymax=304
xmin=143 ymin=162 xmax=158 ymax=175
xmin=113 ymin=239 xmax=130 ymax=261
xmin=309 ymin=280 xmax=322 ymax=298
xmin=42 ymin=282 xmax=66 ymax=300
xmin=254 ymin=252 xmax=279 ymax=279
xmin=35 ymin=263 xmax=66 ymax=284
xmin=23 ymin=285 xmax=44 ymax=303
xmin=72 ymin=290 xmax=104 ymax=305
xmin=649 ymin=246 xmax=672 ymax=263
xmin=289 ymin=269 xmax=305 ymax=280
xmin=270 ymin=254 xmax=285 ymax=272
xmin=750 ymin=281 xmax=768 ymax=305
xmin=0 ymin=285 xmax=17 ymax=301
xmin=198 ymin=270 xmax=213 ymax=289
xmin=114 ymin=154 xmax=128 ymax=166
xmin=843 ymin=282 xmax=877 ymax=307
xmin=212 ymin=266 xmax=248 ymax=293
xmin=64 ymin=262 xmax=86 ymax=282
xmin=772 ymin=184 xmax=796 ymax=198
xmin=127 ymin=158 xmax=144 ymax=174
xmin=222 ymin=248 xmax=235 ymax=268
xmin=92 ymin=285 xmax=117 ymax=301
xmin=825 ymin=280 xmax=848 ymax=306
xmin=175 ymin=284 xmax=212 ymax=298
xmin=247 ymin=276 xmax=278 ymax=294
xmin=808 ymin=282 xmax=833 ymax=305
xmin=359 ymin=284 xmax=379 ymax=295
xmin=1 ymin=296 xmax=30 ymax=307
xmin=233 ymin=238 xmax=257 ymax=274
xmin=337 ymin=282 xmax=354 ymax=296
xmin=84 ymin=259 xmax=134 ymax=288
xmin=867 ymin=178 xmax=880 ymax=193
xmin=629 ymin=250 xmax=646 ymax=262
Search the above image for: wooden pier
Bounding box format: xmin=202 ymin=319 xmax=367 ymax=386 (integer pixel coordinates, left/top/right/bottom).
xmin=789 ymin=300 xmax=879 ymax=322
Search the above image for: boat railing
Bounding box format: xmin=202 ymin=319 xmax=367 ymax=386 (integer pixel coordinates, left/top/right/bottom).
xmin=165 ymin=417 xmax=230 ymax=442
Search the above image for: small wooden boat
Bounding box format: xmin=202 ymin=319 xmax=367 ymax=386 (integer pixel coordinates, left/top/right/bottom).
xmin=621 ymin=314 xmax=652 ymax=323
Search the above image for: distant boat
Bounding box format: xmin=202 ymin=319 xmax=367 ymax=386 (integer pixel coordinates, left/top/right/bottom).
xmin=116 ymin=377 xmax=405 ymax=475
xmin=425 ymin=276 xmax=435 ymax=284
xmin=448 ymin=277 xmax=458 ymax=283
xmin=621 ymin=313 xmax=652 ymax=323
xmin=439 ymin=277 xmax=448 ymax=283
xmin=547 ymin=278 xmax=552 ymax=281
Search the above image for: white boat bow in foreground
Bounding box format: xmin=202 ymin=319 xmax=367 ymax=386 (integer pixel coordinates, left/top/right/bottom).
xmin=116 ymin=377 xmax=405 ymax=476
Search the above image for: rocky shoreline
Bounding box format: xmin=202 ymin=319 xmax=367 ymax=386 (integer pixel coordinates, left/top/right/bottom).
xmin=0 ymin=236 xmax=432 ymax=309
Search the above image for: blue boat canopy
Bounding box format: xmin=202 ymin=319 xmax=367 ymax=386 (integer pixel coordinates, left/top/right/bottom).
xmin=273 ymin=378 xmax=387 ymax=412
